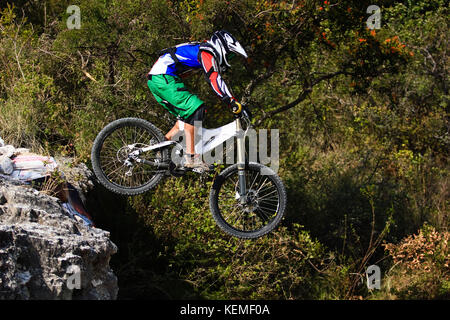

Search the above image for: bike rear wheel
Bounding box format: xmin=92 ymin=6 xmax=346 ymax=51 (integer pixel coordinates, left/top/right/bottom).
xmin=209 ymin=162 xmax=287 ymax=239
xmin=91 ymin=117 xmax=168 ymax=195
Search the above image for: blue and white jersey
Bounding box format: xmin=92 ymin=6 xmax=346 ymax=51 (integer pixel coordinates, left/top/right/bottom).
xmin=149 ymin=43 xmax=202 ymax=77
xmin=148 ymin=42 xmax=235 ymax=103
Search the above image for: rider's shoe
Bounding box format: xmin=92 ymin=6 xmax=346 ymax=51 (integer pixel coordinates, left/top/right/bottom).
xmin=182 ymin=154 xmax=211 ymax=173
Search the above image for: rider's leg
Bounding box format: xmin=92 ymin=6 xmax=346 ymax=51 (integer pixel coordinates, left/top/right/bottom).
xmin=165 ymin=120 xmax=202 ymax=168
xmin=184 ymin=104 xmax=207 ymax=155
xmin=183 ymin=122 xmax=195 ymax=154
xmin=165 ymin=121 xmax=179 ymax=141
xmin=182 ymin=105 xmax=210 ymax=171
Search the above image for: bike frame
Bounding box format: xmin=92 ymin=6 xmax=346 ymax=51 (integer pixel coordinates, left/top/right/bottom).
xmin=129 ymin=117 xmax=250 ymax=202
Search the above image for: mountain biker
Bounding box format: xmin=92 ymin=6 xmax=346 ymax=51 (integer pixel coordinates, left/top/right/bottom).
xmin=147 ymin=30 xmax=248 ymax=171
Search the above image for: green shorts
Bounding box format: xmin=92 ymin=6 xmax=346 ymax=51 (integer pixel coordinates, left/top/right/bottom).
xmin=147 ymin=74 xmax=204 ymax=120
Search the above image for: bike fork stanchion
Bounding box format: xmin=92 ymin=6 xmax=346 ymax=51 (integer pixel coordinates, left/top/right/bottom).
xmin=236 ymin=118 xmax=247 ymax=204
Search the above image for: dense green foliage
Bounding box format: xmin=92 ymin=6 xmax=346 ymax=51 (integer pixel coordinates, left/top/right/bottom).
xmin=0 ymin=0 xmax=448 ymax=299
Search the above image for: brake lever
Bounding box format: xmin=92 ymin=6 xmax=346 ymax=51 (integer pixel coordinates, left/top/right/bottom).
xmin=242 ymin=106 xmax=253 ymax=123
xmin=241 ymin=112 xmax=253 ymax=132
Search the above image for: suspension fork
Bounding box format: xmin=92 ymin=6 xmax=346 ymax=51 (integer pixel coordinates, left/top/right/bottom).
xmin=236 ymin=118 xmax=247 ymax=204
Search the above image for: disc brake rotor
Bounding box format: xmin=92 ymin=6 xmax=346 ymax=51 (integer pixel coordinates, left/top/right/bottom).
xmin=235 ymin=188 xmax=259 ymax=213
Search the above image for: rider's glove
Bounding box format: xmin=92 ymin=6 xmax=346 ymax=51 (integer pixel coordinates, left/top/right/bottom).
xmin=230 ymin=100 xmax=243 ymax=114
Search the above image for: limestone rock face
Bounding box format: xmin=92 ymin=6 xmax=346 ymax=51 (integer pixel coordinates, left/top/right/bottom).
xmin=0 ymin=179 xmax=118 ymax=300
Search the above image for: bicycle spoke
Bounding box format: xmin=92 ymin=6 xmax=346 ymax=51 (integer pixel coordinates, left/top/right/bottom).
xmin=256 ymin=207 xmax=273 ymax=222
xmin=258 ymin=189 xmax=279 ymax=200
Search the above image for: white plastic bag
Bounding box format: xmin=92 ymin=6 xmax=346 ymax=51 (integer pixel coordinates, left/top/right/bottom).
xmin=10 ymin=154 xmax=58 ymax=181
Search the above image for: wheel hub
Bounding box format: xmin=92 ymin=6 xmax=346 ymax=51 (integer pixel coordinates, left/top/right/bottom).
xmin=241 ymin=189 xmax=259 ymax=213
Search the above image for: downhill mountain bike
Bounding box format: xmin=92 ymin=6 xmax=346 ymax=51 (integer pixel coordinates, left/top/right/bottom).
xmin=91 ymin=109 xmax=286 ymax=239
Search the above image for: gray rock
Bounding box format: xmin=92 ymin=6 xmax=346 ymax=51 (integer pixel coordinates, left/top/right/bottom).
xmin=54 ymin=157 xmax=95 ymax=207
xmin=0 ymin=179 xmax=118 ymax=300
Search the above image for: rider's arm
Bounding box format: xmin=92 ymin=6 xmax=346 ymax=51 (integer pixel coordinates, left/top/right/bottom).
xmin=199 ymin=50 xmax=237 ymax=105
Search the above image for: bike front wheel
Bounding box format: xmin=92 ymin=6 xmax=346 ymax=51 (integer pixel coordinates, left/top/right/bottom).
xmin=209 ymin=162 xmax=287 ymax=239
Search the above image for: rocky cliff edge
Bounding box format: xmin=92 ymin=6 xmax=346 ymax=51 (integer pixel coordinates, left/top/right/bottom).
xmin=0 ymin=164 xmax=118 ymax=300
